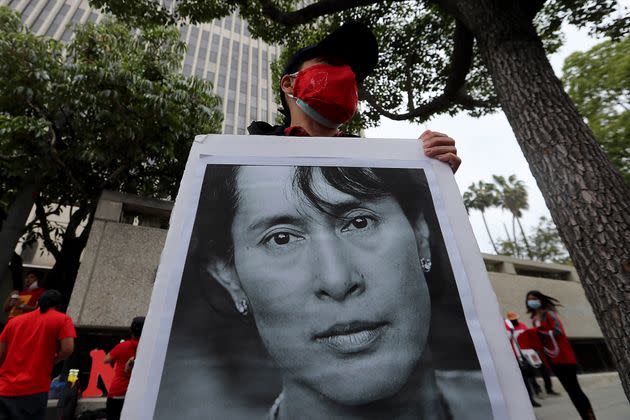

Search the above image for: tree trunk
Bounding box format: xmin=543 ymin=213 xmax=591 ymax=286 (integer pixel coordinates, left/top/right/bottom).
xmin=455 ymin=0 xmax=630 ymax=399
xmin=44 ymin=204 xmax=96 ymax=310
xmin=0 ymin=182 xmax=39 ymax=289
xmin=481 ymin=210 xmax=499 ymax=254
xmin=516 ymin=217 xmax=533 ymax=259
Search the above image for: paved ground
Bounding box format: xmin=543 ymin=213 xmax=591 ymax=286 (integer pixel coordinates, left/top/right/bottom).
xmin=534 ymin=373 xmax=629 ymax=420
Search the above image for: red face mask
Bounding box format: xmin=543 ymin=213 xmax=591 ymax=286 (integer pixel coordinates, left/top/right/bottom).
xmin=288 ymin=63 xmax=358 ymax=128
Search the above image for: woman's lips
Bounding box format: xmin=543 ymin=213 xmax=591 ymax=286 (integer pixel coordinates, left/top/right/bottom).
xmin=314 ymin=321 xmax=387 ymax=354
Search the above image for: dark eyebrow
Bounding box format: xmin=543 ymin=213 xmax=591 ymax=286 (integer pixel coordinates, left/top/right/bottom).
xmin=246 ymin=198 xmax=371 ymax=232
xmin=247 ymin=215 xmax=304 ymax=232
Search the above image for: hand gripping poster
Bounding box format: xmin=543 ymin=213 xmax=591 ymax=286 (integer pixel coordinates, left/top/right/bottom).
xmin=123 ymin=135 xmax=535 ymax=420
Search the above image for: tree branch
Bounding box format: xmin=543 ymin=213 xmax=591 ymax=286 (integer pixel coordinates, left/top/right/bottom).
xmin=252 ymin=0 xmax=386 ymax=27
xmin=34 ymin=197 xmax=61 ymax=260
xmin=99 ymin=164 xmax=128 ymax=190
xmin=443 ymin=20 xmax=474 ymax=97
xmin=360 ymin=20 xmax=479 ymax=121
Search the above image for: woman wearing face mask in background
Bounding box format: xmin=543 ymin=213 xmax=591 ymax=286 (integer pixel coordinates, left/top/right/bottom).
xmin=525 ymin=290 xmax=596 ymax=420
xmin=247 ymin=21 xmax=462 ymax=173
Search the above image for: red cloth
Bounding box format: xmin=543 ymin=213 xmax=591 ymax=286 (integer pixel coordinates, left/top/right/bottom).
xmin=0 ymin=309 xmax=76 ymax=396
xmin=107 ymin=338 xmax=139 ymax=397
xmin=8 ymin=287 xmax=46 ymax=319
xmin=537 ymin=310 xmax=577 ymax=365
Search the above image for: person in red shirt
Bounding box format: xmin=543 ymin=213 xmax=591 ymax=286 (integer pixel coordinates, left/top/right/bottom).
xmin=526 ymin=290 xmax=595 ymax=420
xmin=0 ymin=290 xmax=76 ymax=420
xmin=3 ymin=270 xmax=46 ymax=319
xmin=103 ymin=316 xmax=145 ymax=420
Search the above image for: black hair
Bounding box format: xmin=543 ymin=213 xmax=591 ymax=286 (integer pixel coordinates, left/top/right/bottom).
xmin=25 ymin=270 xmax=41 ymax=280
xmin=130 ymin=316 xmax=145 ymax=338
xmin=39 ymin=290 xmax=63 ymax=313
xmin=194 ymin=166 xmax=430 ymax=266
xmin=526 ymin=290 xmax=561 ymax=314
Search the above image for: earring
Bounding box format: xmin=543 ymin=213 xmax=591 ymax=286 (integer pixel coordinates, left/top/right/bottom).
xmin=420 ymin=258 xmax=432 ymax=273
xmin=235 ymin=299 xmax=249 ymax=316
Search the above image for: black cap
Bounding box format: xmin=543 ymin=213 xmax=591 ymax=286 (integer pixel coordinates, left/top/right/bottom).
xmin=282 ymin=21 xmax=378 ymax=83
xmin=130 ymin=316 xmax=145 ymax=337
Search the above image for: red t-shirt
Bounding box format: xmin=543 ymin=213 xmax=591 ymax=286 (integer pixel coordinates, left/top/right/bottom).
xmin=0 ymin=308 xmax=76 ymax=396
xmin=107 ymin=338 xmax=139 ymax=398
xmin=8 ymin=287 xmax=46 ymax=319
xmin=537 ymin=310 xmax=577 ymax=365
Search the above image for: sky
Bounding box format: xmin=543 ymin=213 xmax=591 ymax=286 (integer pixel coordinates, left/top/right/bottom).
xmin=365 ymin=25 xmax=605 ymax=254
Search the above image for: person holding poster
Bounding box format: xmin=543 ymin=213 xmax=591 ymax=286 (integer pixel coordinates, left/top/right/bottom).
xmin=247 ymin=21 xmax=461 ymax=173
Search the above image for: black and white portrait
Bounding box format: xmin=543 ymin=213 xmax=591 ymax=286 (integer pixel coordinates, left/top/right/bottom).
xmin=124 ymin=136 xmax=528 ymax=420
xmin=155 ymin=164 xmax=493 ymax=419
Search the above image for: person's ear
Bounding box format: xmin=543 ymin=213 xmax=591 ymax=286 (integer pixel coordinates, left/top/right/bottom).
xmin=413 ymin=215 xmax=431 ymax=262
xmin=207 ymin=258 xmax=248 ymax=307
xmin=280 ymin=74 xmax=294 ymax=97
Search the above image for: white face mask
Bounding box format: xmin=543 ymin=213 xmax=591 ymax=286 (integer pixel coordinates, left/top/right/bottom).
xmin=28 ymin=281 xmax=39 ymax=290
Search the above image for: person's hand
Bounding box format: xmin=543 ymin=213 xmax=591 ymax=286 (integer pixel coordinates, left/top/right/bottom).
xmin=420 ymin=130 xmax=461 ymax=173
xmin=124 ymin=357 xmax=135 ymax=374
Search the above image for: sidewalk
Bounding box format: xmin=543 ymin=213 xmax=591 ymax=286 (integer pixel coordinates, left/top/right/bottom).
xmin=534 ymin=372 xmax=629 ymax=420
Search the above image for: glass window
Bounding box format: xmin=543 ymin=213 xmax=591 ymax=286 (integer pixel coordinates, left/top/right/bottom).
xmin=21 ymin=1 xmax=38 ymax=21
xmin=237 ymin=127 xmax=245 ymax=135
xmin=261 ymin=88 xmax=268 ymax=101
xmin=224 ymin=15 xmax=232 ymax=30
xmin=179 ymin=25 xmax=189 ymax=39
xmin=234 ymin=17 xmax=241 ymax=33
xmin=229 ymin=76 xmax=237 ymax=90
xmin=45 ymin=3 xmax=71 ymax=37
xmin=228 ymin=90 xmax=236 ymax=100
xmin=240 ymin=80 xmax=247 ymax=93
xmin=250 ymin=106 xmax=257 ymax=119
xmin=87 ymin=11 xmax=98 ymax=23
xmin=225 ymin=124 xmax=234 ymax=133
xmin=195 ymin=66 xmax=204 ymax=76
xmin=243 ymin=24 xmax=250 ymax=37
xmin=183 ymin=64 xmax=192 ymax=76
xmin=228 ymin=100 xmax=235 ymax=112
xmin=61 ymin=7 xmax=84 ymax=42
xmin=32 ymin=0 xmax=56 ymax=33
xmin=238 ymin=103 xmax=246 ymax=117
xmin=200 ymin=31 xmax=209 ymax=47
xmin=206 ymin=71 xmax=215 ymax=82
xmin=216 ymin=86 xmax=224 ymax=96
xmin=239 ymin=92 xmax=247 ymax=103
xmin=217 ymin=75 xmax=226 ymax=87
xmin=209 ymin=50 xmax=218 ymax=63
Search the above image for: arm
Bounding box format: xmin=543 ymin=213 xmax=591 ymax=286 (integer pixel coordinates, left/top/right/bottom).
xmin=3 ymin=292 xmax=19 ymax=313
xmin=103 ymin=353 xmax=115 ymax=367
xmin=54 ymin=337 xmax=74 ymax=364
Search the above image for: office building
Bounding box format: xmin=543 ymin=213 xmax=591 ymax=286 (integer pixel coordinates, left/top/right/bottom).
xmin=2 ymin=0 xmax=281 ymax=134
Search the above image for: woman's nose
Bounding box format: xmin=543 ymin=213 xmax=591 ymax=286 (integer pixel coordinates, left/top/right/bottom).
xmin=311 ymin=235 xmax=365 ymax=302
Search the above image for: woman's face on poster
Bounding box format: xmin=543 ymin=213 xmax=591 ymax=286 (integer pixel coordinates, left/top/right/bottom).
xmin=211 ymin=166 xmax=431 ymax=404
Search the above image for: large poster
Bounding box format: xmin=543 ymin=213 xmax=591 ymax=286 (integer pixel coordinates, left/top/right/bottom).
xmin=124 ymin=135 xmax=534 ymax=419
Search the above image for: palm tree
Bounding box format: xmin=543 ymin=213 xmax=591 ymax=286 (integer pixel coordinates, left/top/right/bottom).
xmin=492 ymin=175 xmax=533 ymax=259
xmin=463 ymin=181 xmax=500 ymax=254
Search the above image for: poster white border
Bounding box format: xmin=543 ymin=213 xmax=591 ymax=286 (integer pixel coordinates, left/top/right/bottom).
xmin=123 ymin=134 xmax=534 ymax=420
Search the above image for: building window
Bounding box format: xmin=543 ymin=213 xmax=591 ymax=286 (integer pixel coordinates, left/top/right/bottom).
xmin=225 ymin=124 xmax=234 ymax=133
xmin=45 ymin=3 xmax=70 ymax=37
xmin=21 ymin=1 xmax=39 ymax=22
xmin=32 ymin=0 xmax=56 ymax=33
xmin=87 ymin=11 xmax=98 ymax=23
xmin=61 ymin=7 xmax=85 ymax=42
xmin=224 ymin=15 xmax=232 ymax=30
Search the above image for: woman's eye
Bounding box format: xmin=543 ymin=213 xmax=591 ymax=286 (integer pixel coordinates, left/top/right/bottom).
xmin=263 ymin=232 xmax=303 ymax=247
xmin=342 ymin=216 xmax=374 ymax=232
